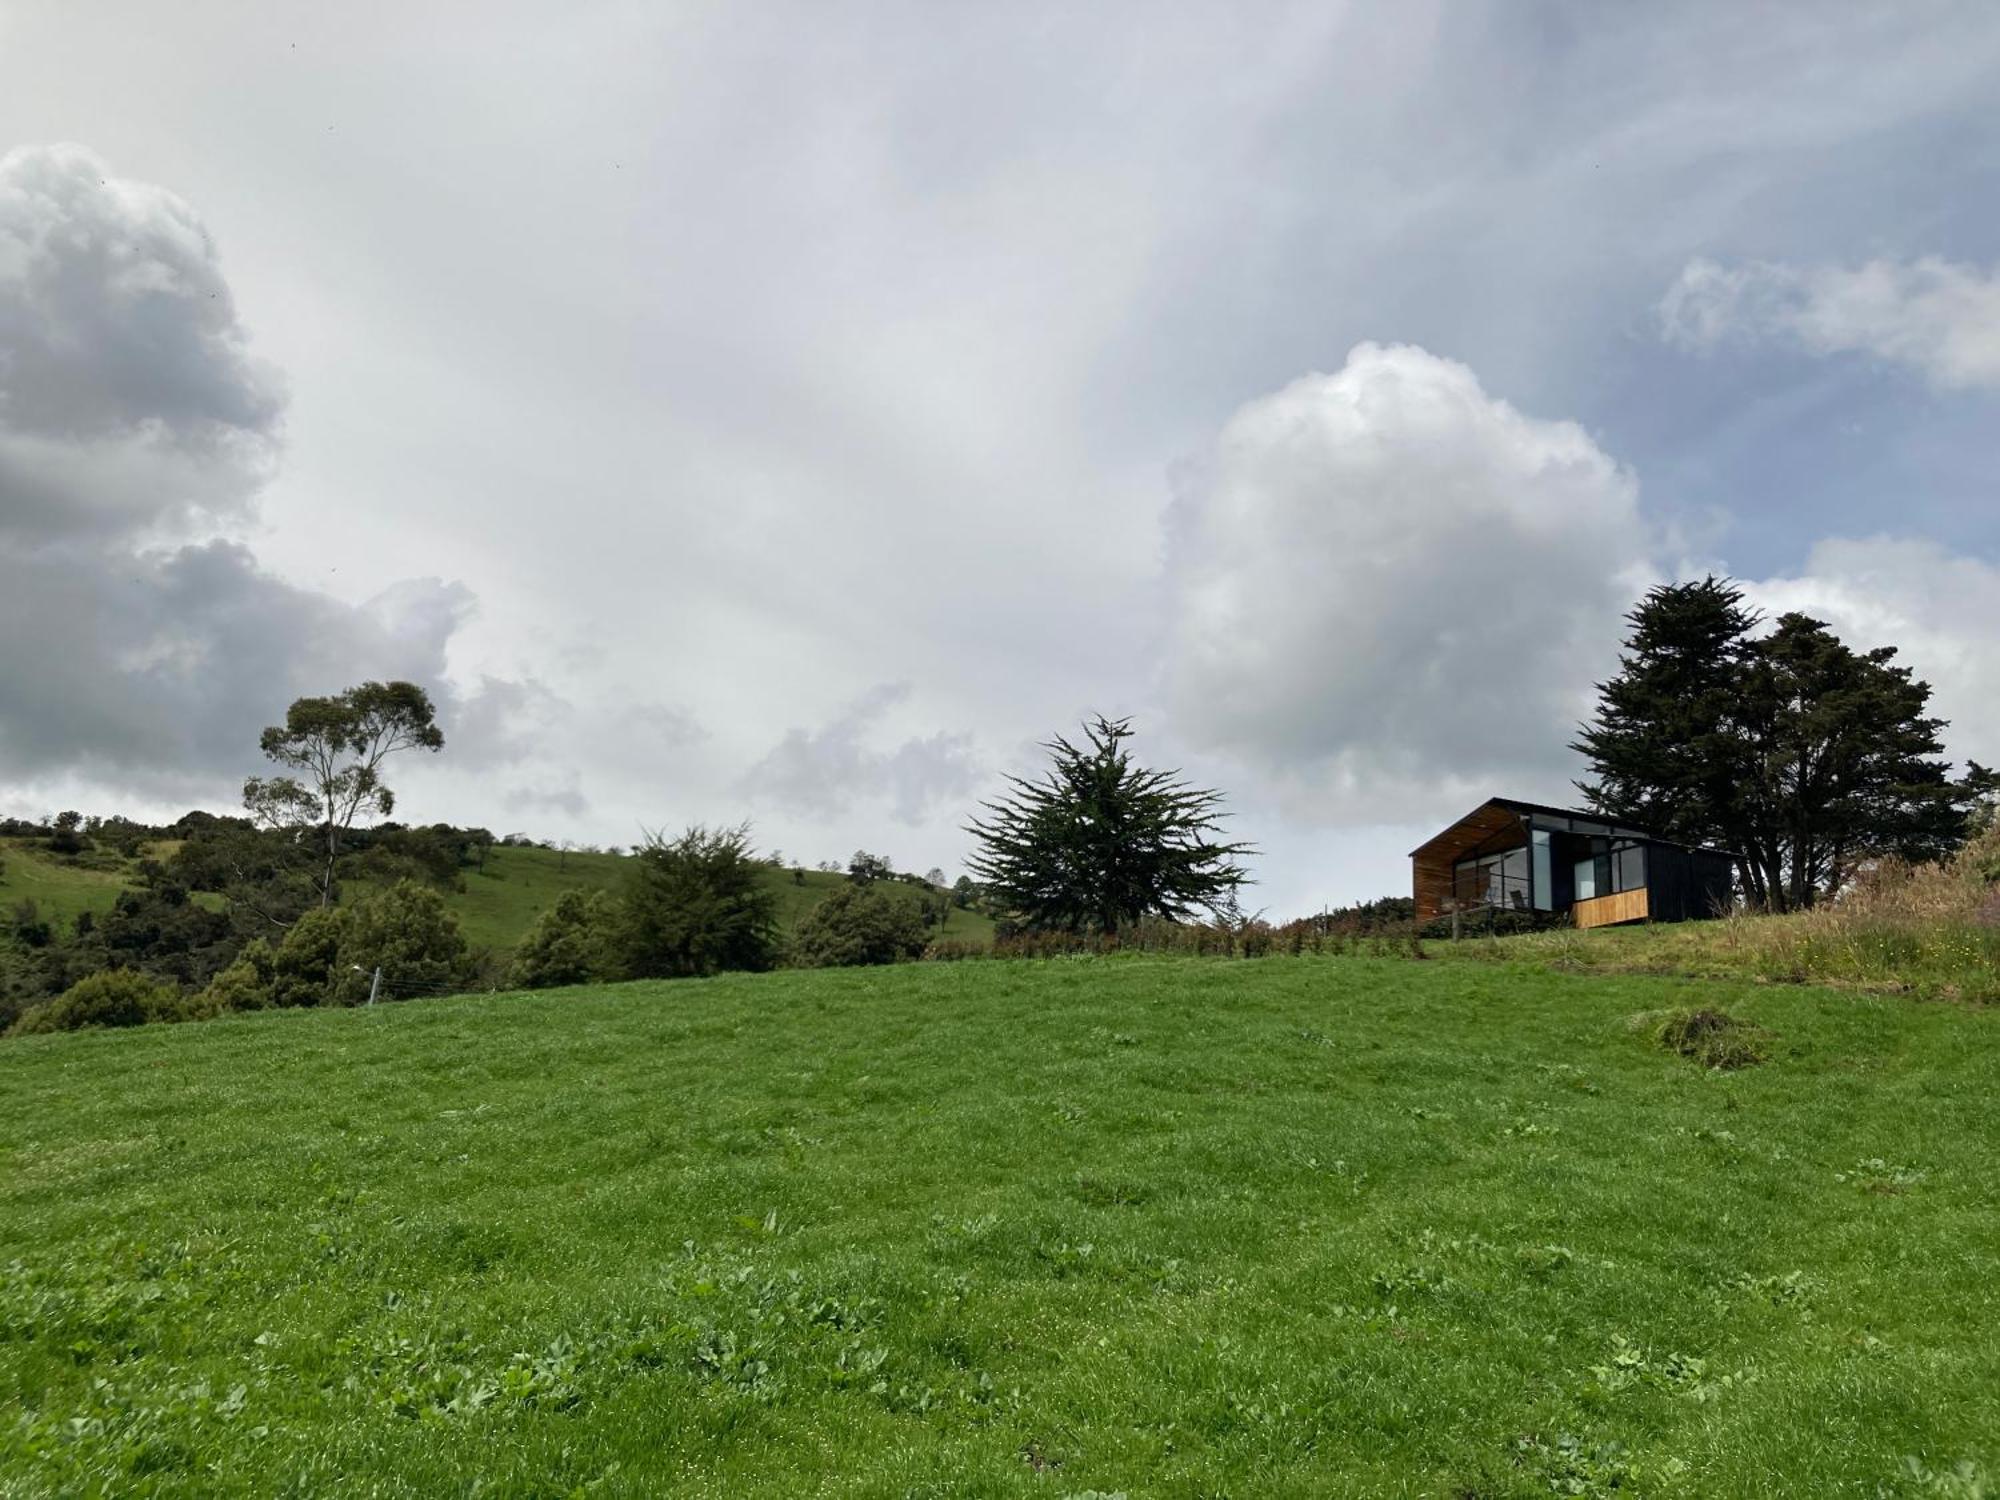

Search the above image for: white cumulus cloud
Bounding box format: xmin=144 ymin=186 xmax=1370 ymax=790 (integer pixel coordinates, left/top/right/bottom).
xmin=1161 ymin=342 xmax=1652 ymax=823
xmin=1660 ymin=255 xmax=2000 ymax=390
xmin=1747 ymin=536 xmax=2000 ymax=773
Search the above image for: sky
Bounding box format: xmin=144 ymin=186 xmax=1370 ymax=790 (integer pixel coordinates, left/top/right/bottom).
xmin=2 ymin=1 xmax=1997 ymax=915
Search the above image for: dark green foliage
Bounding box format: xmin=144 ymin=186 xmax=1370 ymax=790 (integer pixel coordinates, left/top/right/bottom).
xmin=10 ymin=969 xmax=181 ymax=1034
xmin=791 ymin=885 xmax=930 ymax=968
xmin=968 ymin=716 xmax=1252 ymax=935
xmin=508 ymin=889 xmax=618 ymax=990
xmin=1650 ymin=1007 xmax=1770 ymax=1070
xmin=1577 ymin=579 xmax=1982 ymax=911
xmin=199 ymin=938 xmax=278 ymax=1013
xmin=10 ymin=899 xmax=51 ymax=949
xmin=243 ymin=680 xmax=446 ymax=907
xmin=330 ymin=881 xmax=471 ymax=1004
xmin=50 ymin=884 xmax=236 ymax=992
xmin=618 ymin=825 xmax=780 ymax=979
xmin=45 ymin=811 xmax=88 ymax=857
xmin=1573 ymin=577 xmax=1757 ymax=849
xmin=211 ymin=882 xmax=470 ymax=1011
xmin=265 ymin=907 xmax=349 ymax=1009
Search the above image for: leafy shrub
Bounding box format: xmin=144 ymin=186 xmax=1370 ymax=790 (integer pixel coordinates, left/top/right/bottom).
xmin=619 ymin=825 xmax=779 ymax=979
xmin=328 ymin=881 xmax=470 ymax=1004
xmin=11 ymin=969 xmax=182 ymax=1034
xmin=509 ymin=889 xmax=618 ymax=989
xmin=198 ymin=937 xmax=279 ymax=1013
xmin=792 ymin=885 xmax=929 ymax=968
xmin=1652 ymin=1008 xmax=1769 ymax=1070
xmin=267 ymin=906 xmax=348 ymax=1008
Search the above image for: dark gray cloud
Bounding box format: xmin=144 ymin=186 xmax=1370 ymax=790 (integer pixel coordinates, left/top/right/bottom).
xmin=741 ymin=684 xmax=978 ymax=827
xmin=0 ymin=539 xmax=468 ymax=788
xmin=0 ymin=145 xmax=497 ymax=799
xmin=0 ymin=144 xmax=282 ymax=544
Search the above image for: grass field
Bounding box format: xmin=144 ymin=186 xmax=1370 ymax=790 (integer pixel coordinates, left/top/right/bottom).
xmin=3 ymin=955 xmax=1994 ymax=1496
xmin=0 ymin=837 xmax=995 ymax=956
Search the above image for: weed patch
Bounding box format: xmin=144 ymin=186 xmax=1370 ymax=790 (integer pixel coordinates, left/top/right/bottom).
xmin=1651 ymin=1007 xmax=1771 ymax=1070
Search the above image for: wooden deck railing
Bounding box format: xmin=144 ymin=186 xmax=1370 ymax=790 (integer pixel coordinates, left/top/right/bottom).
xmin=1573 ymin=887 xmax=1648 ymax=929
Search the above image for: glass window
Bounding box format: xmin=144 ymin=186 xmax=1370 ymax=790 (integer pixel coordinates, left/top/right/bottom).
xmin=1531 ymin=830 xmax=1552 ymax=910
xmin=1614 ymin=843 xmax=1647 ymax=893
xmin=1574 ymin=855 xmax=1597 ymax=901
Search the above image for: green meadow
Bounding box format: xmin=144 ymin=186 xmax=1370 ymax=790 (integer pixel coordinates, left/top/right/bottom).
xmin=3 ymin=955 xmax=1994 ymax=1496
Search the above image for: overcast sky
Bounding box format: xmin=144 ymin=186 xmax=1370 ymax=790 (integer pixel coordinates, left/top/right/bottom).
xmin=3 ymin=1 xmax=1997 ymax=913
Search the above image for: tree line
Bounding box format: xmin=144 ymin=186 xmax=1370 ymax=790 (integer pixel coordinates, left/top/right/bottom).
xmin=5 ymin=580 xmax=1994 ymax=1033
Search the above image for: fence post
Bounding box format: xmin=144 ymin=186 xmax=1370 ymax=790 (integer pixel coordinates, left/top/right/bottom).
xmin=367 ymin=967 xmax=382 ymax=1006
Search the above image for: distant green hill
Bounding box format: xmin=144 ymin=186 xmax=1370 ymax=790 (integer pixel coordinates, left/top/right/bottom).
xmin=0 ymin=836 xmax=993 ymax=955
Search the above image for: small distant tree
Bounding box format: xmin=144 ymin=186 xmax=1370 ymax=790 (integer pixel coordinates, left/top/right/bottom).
xmin=243 ymin=681 xmax=445 ymax=908
xmin=924 ymin=867 xmax=946 ymax=889
xmin=967 ymin=716 xmax=1252 ymax=935
xmin=847 ymin=850 xmax=893 ymax=886
xmin=619 ymin=825 xmax=779 ymax=979
xmin=950 ymin=875 xmax=980 ymax=910
xmin=792 ymin=885 xmax=930 ymax=968
xmin=47 ymin=810 xmax=87 ymax=856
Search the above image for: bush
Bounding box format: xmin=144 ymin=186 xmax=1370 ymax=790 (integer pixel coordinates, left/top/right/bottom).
xmin=267 ymin=906 xmax=348 ymax=1008
xmin=509 ymin=889 xmax=617 ymax=989
xmin=619 ymin=825 xmax=779 ymax=979
xmin=11 ymin=968 xmax=183 ymax=1034
xmin=198 ymin=937 xmax=279 ymax=1013
xmin=793 ymin=885 xmax=930 ymax=968
xmin=329 ymin=881 xmax=470 ymax=1004
xmin=1651 ymin=1007 xmax=1770 ymax=1071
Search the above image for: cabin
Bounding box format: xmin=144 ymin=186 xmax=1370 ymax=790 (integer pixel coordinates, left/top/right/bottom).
xmin=1411 ymin=797 xmax=1737 ymax=930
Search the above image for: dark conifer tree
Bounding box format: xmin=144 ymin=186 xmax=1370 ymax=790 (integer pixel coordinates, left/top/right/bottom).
xmin=1577 ymin=580 xmax=1979 ymax=911
xmin=1572 ymin=576 xmax=1759 ymax=848
xmin=966 ymin=716 xmax=1251 ymax=935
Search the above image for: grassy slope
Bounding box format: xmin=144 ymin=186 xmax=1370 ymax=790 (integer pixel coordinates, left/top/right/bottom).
xmin=2 ymin=957 xmax=1994 ymax=1496
xmin=0 ymin=839 xmax=149 ymax=929
xmin=0 ymin=838 xmax=995 ymax=955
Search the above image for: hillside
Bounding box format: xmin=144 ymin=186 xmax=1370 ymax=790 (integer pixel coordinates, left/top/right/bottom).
xmin=0 ymin=836 xmax=995 ymax=955
xmin=3 ymin=955 xmax=1994 ymax=1495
